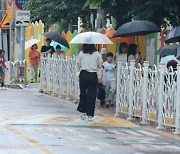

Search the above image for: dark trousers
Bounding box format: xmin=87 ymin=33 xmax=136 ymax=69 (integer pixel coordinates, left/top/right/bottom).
xmin=77 ymin=70 xmax=97 ymax=117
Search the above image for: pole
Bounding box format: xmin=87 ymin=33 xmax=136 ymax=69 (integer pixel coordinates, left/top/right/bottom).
xmin=140 ymin=61 xmax=149 ymax=124
xmin=127 ymin=60 xmax=135 ymax=121
xmin=115 ymin=60 xmax=122 ymax=117
xmin=20 ymin=26 xmax=25 ymax=61
xmin=157 ymin=63 xmax=165 ymax=130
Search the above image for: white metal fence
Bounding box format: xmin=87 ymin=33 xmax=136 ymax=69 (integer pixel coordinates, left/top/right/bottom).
xmin=116 ymin=60 xmax=180 ymax=134
xmin=39 ymin=56 xmax=180 ymax=134
xmin=5 ymin=60 xmax=26 ymax=85
xmin=40 ymin=55 xmax=79 ymax=100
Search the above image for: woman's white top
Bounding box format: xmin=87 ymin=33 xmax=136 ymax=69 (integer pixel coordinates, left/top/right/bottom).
xmin=77 ymin=51 xmax=103 ymax=72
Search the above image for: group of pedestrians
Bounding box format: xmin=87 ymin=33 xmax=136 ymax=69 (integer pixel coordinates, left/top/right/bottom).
xmin=76 ymin=42 xmax=141 ymax=121
xmin=28 ymin=38 xmax=64 ymax=83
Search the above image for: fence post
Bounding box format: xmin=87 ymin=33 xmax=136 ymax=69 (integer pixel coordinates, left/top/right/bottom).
xmin=46 ymin=55 xmax=50 ymax=94
xmin=59 ymin=56 xmax=63 ymax=98
xmin=23 ymin=60 xmax=27 ymax=88
xmin=157 ymin=63 xmax=165 ymax=130
xmin=66 ymin=57 xmax=71 ymax=100
xmin=127 ymin=60 xmax=135 ymax=121
xmin=115 ymin=60 xmax=122 ymax=117
xmin=9 ymin=62 xmax=13 ymax=85
xmin=52 ymin=56 xmax=56 ymax=96
xmin=74 ymin=58 xmax=79 ymax=101
xmin=40 ymin=55 xmax=43 ymax=92
xmin=174 ymin=64 xmax=180 ymax=134
xmin=140 ymin=61 xmax=149 ymax=124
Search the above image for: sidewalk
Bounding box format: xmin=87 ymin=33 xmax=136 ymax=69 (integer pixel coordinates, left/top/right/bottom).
xmin=0 ymin=85 xmax=180 ymax=153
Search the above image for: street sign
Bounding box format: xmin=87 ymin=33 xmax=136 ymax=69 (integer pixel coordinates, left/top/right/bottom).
xmin=15 ymin=10 xmax=30 ymax=27
xmin=0 ymin=12 xmax=13 ymax=29
xmin=15 ymin=0 xmax=29 ymax=10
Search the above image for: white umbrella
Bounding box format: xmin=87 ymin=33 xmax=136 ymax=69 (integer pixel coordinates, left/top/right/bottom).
xmin=25 ymin=39 xmax=40 ymax=50
xmin=70 ymin=32 xmax=113 ymax=44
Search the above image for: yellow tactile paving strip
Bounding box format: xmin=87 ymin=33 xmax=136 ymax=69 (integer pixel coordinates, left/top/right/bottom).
xmin=92 ymin=116 xmax=139 ymax=128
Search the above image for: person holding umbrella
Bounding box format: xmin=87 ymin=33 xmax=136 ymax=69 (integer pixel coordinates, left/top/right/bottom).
xmin=52 ymin=45 xmax=64 ymax=58
xmin=76 ymin=44 xmax=103 ymax=121
xmin=40 ymin=38 xmax=55 ymax=56
xmin=115 ymin=42 xmax=128 ymax=66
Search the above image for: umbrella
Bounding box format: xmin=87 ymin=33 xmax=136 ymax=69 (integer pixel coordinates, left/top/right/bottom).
xmin=43 ymin=32 xmax=69 ymax=48
xmin=156 ymin=44 xmax=180 ymax=56
xmin=160 ymin=55 xmax=175 ymax=63
xmin=104 ymin=31 xmax=135 ymax=44
xmin=173 ymin=55 xmax=180 ymax=63
xmin=70 ymin=32 xmax=113 ymax=44
xmin=164 ymin=26 xmax=180 ymax=44
xmin=25 ymin=39 xmax=40 ymax=50
xmin=113 ymin=20 xmax=160 ymax=37
xmin=50 ymin=42 xmax=69 ymax=51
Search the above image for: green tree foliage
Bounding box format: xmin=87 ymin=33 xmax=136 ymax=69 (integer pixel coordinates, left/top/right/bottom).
xmin=24 ymin=0 xmax=91 ymax=31
xmin=128 ymin=0 xmax=180 ymax=28
xmin=25 ymin=0 xmax=180 ymax=31
xmin=87 ymin=0 xmax=180 ymax=28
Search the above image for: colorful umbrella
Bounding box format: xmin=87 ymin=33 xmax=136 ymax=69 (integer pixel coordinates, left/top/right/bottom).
xmin=50 ymin=42 xmax=69 ymax=51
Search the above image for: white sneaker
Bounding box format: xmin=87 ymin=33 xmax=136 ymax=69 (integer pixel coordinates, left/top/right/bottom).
xmin=1 ymin=87 xmax=7 ymax=90
xmin=88 ymin=116 xmax=93 ymax=122
xmin=80 ymin=113 xmax=86 ymax=120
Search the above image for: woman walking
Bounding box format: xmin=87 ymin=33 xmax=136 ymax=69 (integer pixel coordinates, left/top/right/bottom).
xmin=0 ymin=49 xmax=8 ymax=89
xmin=77 ymin=44 xmax=102 ymax=121
xmin=28 ymin=44 xmax=40 ymax=83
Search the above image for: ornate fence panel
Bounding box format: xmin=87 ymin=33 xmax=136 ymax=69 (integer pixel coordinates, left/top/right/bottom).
xmin=40 ymin=55 xmax=80 ymax=100
xmin=116 ymin=60 xmax=180 ymax=134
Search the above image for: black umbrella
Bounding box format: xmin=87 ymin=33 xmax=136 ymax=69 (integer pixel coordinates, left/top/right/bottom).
xmin=113 ymin=20 xmax=160 ymax=37
xmin=43 ymin=32 xmax=69 ymax=48
xmin=164 ymin=26 xmax=180 ymax=44
xmin=155 ymin=44 xmax=180 ymax=56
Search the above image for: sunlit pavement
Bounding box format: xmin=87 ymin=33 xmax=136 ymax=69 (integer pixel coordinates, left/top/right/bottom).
xmin=0 ymin=85 xmax=180 ymax=154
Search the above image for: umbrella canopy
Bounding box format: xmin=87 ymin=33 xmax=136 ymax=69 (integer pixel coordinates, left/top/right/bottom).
xmin=113 ymin=20 xmax=160 ymax=37
xmin=70 ymin=32 xmax=113 ymax=44
xmin=160 ymin=55 xmax=175 ymax=63
xmin=43 ymin=32 xmax=69 ymax=48
xmin=156 ymin=44 xmax=180 ymax=56
xmin=164 ymin=26 xmax=180 ymax=44
xmin=104 ymin=31 xmax=135 ymax=44
xmin=25 ymin=39 xmax=40 ymax=50
xmin=50 ymin=42 xmax=69 ymax=51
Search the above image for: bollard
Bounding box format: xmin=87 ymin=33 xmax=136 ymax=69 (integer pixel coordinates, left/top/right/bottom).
xmin=140 ymin=61 xmax=149 ymax=124
xmin=127 ymin=60 xmax=135 ymax=121
xmin=115 ymin=60 xmax=122 ymax=117
xmin=157 ymin=63 xmax=165 ymax=130
xmin=174 ymin=64 xmax=180 ymax=134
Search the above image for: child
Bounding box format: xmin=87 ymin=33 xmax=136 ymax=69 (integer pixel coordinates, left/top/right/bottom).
xmin=103 ymin=52 xmax=116 ymax=107
xmin=0 ymin=49 xmax=8 ymax=89
xmin=97 ymin=49 xmax=107 ymax=106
